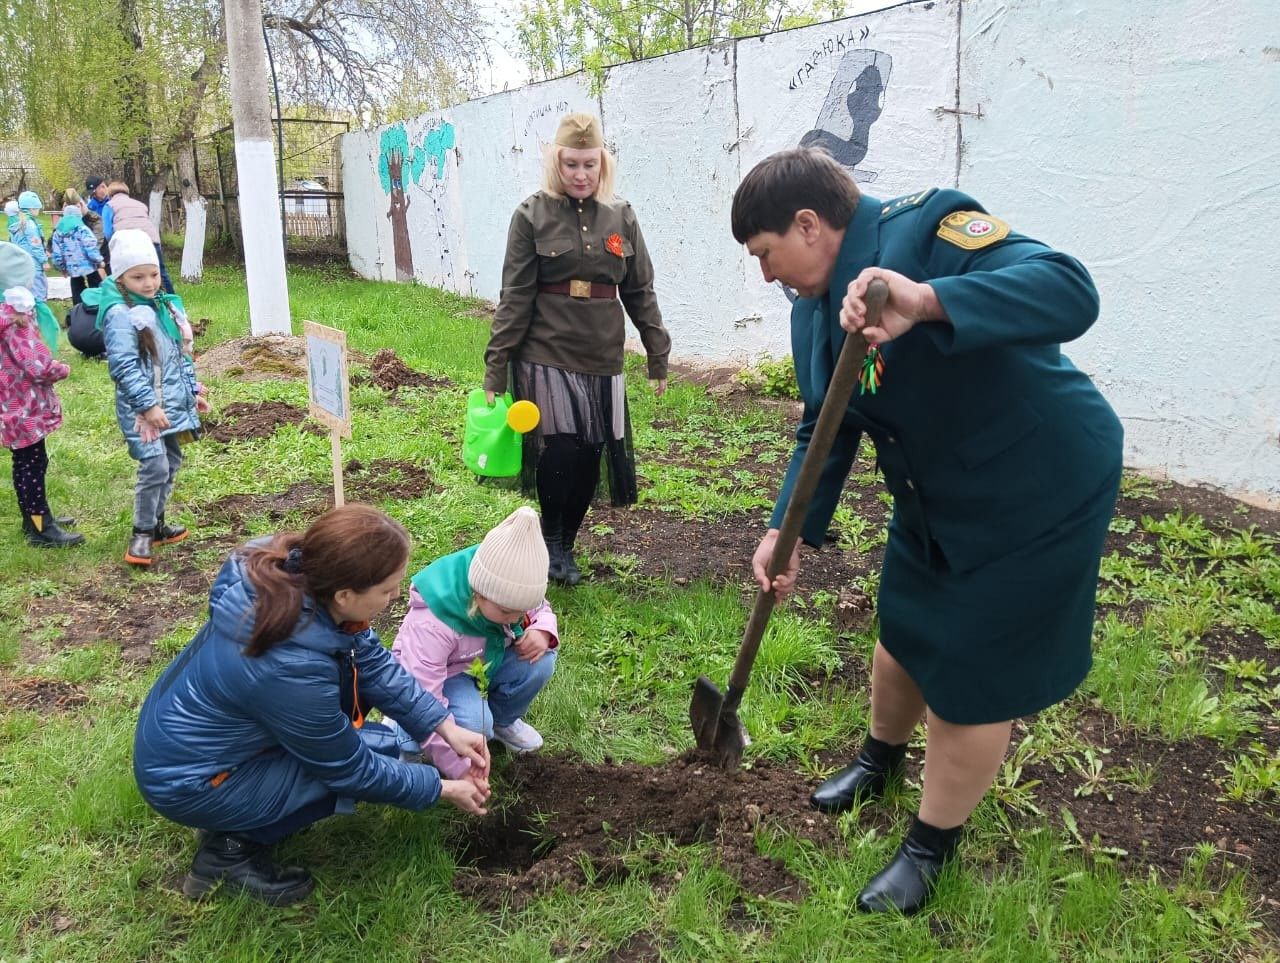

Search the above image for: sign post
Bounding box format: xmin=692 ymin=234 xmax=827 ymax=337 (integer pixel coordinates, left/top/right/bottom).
xmin=304 ymin=321 xmax=352 ymax=506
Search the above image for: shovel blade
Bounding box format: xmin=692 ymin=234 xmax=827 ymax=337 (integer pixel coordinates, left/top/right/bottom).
xmin=690 ymin=675 xmax=751 ymax=770
xmin=690 ymin=675 xmax=725 ymax=751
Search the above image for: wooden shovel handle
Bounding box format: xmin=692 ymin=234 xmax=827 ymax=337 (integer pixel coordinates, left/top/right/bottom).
xmin=727 ymin=279 xmax=888 ymax=694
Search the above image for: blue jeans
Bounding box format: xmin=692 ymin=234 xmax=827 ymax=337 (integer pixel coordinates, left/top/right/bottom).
xmin=394 ymin=647 xmax=556 ymax=756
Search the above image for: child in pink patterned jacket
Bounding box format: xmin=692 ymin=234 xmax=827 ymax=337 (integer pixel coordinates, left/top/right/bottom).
xmin=0 ymin=242 xmax=83 ymax=548
xmin=386 ymin=506 xmax=558 ymax=776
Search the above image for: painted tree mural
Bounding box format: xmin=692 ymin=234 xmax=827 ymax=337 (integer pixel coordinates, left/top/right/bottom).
xmin=378 ymin=120 xmax=457 ymax=281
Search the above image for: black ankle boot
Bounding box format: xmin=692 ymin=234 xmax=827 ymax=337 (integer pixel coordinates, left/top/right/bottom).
xmin=22 ymin=513 xmax=86 ymax=548
xmin=810 ymin=735 xmax=907 ymax=813
xmin=856 ymin=816 xmax=961 ymax=915
xmin=182 ymin=833 xmax=314 ymax=906
xmin=560 ymin=528 xmax=583 ymax=586
xmin=125 ymin=528 xmax=153 ymax=566
xmin=153 ymin=513 xmax=188 ymax=545
xmin=543 ymin=532 xmax=568 ymax=584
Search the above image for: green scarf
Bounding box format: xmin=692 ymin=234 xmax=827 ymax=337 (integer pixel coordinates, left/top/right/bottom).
xmin=411 ymin=545 xmax=524 ymax=683
xmin=93 ymin=277 xmax=185 ymax=345
xmin=55 ymin=212 xmax=85 ymax=234
xmin=34 ymin=301 xmax=58 ymax=355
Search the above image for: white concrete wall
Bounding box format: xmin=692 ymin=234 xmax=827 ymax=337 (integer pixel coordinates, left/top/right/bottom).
xmin=959 ymin=0 xmax=1280 ymax=503
xmin=342 ymin=0 xmax=1280 ymax=504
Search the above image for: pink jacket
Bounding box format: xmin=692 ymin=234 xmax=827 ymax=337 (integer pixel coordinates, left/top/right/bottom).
xmin=108 ymin=193 xmax=161 ymax=243
xmin=391 ymin=586 xmax=559 ymax=777
xmin=0 ymin=306 xmax=69 ymax=449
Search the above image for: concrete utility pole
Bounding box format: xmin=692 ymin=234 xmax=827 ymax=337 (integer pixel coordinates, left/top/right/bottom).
xmin=224 ymin=0 xmax=291 ymax=334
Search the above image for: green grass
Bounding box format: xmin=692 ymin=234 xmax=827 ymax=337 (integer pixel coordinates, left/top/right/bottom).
xmin=0 ymin=262 xmax=1277 ymax=961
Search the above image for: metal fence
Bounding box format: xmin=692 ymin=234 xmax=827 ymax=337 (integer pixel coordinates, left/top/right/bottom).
xmin=182 ymin=117 xmax=350 ymax=256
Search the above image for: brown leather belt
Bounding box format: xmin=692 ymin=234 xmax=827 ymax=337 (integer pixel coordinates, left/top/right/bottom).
xmin=540 ymin=280 xmax=617 ymax=300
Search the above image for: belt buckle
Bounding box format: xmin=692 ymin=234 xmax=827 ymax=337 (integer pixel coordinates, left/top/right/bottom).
xmin=568 ymin=279 xmax=592 ymax=299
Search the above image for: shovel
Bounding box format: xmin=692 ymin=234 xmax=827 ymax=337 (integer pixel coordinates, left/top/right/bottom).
xmin=691 ymin=278 xmax=889 ymax=769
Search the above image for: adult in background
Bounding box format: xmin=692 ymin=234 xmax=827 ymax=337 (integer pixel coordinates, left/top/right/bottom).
xmin=134 ymin=504 xmax=493 ymax=906
xmin=731 ymin=148 xmax=1122 ymax=915
xmin=105 ymin=180 xmax=173 ymax=294
xmin=84 ymin=176 xmax=114 ymax=268
xmin=483 ymin=112 xmax=671 ymax=585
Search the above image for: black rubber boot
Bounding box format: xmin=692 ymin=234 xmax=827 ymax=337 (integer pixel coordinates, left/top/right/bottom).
xmin=22 ymin=513 xmax=86 ymax=548
xmin=560 ymin=526 xmax=583 ymax=587
xmin=543 ymin=532 xmax=568 ymax=584
xmin=125 ymin=528 xmax=153 ymax=566
xmin=856 ymin=816 xmax=961 ymax=915
xmin=182 ymin=833 xmax=314 ymax=906
xmin=810 ymin=735 xmax=907 ymax=813
xmin=153 ymin=513 xmax=189 ymax=546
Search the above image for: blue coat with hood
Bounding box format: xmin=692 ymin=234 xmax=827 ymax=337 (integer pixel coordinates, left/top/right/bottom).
xmin=133 ymin=547 xmax=450 ymax=833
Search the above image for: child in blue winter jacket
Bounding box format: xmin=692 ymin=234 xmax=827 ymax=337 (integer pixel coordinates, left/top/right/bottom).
xmin=51 ymin=205 xmax=106 ymax=305
xmin=5 ymin=198 xmax=47 ymax=304
xmin=100 ymin=229 xmax=206 ymax=567
xmin=387 ymin=506 xmax=559 ymax=773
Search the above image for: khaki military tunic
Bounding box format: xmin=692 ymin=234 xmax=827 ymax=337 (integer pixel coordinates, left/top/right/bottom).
xmin=484 ymin=192 xmax=671 ymax=393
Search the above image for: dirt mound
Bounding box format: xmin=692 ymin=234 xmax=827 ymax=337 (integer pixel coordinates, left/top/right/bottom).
xmin=369 ymin=349 xmax=453 ymax=392
xmin=197 ymin=335 xmax=307 ymax=381
xmin=452 ymin=750 xmax=839 ymax=908
xmin=0 ymin=677 xmax=88 ymax=711
xmin=203 ymin=401 xmax=320 ymax=442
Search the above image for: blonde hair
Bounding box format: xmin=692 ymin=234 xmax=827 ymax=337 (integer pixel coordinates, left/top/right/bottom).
xmin=106 ymin=181 xmax=131 ymax=198
xmin=63 ymin=188 xmax=83 ymax=207
xmin=541 ymin=144 xmax=617 ymax=204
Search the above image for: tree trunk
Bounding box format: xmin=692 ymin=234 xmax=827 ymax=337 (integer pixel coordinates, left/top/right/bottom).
xmin=148 ymin=168 xmax=168 ymax=232
xmin=175 ymin=142 xmax=206 ymax=281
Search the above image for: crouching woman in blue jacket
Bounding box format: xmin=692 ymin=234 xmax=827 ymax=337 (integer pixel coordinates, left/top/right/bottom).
xmin=134 ymin=504 xmax=492 ymax=907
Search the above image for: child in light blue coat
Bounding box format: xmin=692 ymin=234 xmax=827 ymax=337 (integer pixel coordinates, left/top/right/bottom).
xmin=51 ymin=206 xmax=105 ymax=305
xmin=100 ymin=230 xmax=207 ymax=568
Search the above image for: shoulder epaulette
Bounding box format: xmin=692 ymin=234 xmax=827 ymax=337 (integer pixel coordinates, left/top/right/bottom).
xmin=879 ymin=189 xmax=937 ymax=221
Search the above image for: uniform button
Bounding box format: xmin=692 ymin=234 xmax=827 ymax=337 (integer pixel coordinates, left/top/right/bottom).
xmin=886 ymin=435 xmax=896 ymax=444
xmin=585 ymin=244 xmax=591 ymax=249
xmin=905 ymin=479 xmax=915 ymax=490
xmin=581 ymin=225 xmax=587 ymax=231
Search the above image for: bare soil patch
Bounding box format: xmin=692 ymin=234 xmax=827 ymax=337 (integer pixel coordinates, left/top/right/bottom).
xmin=203 ymin=400 xmax=322 ymax=442
xmin=0 ymin=676 xmax=88 ymax=711
xmin=453 ymin=751 xmax=839 ymax=908
xmin=368 ymin=349 xmax=453 ymax=393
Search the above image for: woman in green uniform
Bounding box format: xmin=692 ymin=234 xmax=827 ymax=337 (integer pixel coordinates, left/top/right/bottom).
xmin=484 ymin=113 xmax=671 ymax=586
xmin=731 ymin=148 xmax=1123 ymax=915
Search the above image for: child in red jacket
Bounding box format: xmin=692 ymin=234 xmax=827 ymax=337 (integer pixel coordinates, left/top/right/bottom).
xmin=0 ymin=242 xmax=83 ymax=547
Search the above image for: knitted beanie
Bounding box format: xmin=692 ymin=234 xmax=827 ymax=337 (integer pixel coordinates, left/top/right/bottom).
xmin=3 ymin=201 xmax=18 ymax=217
xmin=17 ymin=191 xmax=42 ymax=212
xmin=109 ymin=229 xmax=159 ymax=279
xmin=468 ymin=506 xmax=549 ymax=611
xmin=0 ymin=241 xmax=36 ymax=290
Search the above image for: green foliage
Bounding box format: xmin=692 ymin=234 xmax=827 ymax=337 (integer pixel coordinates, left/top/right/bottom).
xmin=737 ymin=355 xmax=801 ymax=399
xmin=516 ymin=0 xmax=849 ymax=83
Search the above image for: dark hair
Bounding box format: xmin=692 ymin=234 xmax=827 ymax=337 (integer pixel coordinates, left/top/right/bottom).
xmin=118 ymin=287 xmax=161 ymax=364
xmin=731 ymin=147 xmax=861 ymax=243
xmin=241 ymin=504 xmax=411 ymax=656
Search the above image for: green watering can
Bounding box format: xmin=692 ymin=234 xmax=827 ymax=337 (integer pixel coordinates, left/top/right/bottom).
xmin=463 ymin=389 xmax=541 ymax=477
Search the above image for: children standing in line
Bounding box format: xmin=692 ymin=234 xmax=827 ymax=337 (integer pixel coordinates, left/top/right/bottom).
xmin=387 ymin=506 xmax=559 ymax=775
xmin=51 ymin=204 xmax=106 ymax=305
xmin=100 ymin=229 xmax=206 ymax=567
xmin=0 ymin=242 xmax=83 ymax=548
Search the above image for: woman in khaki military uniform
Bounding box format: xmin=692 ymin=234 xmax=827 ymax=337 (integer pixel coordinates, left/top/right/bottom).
xmin=484 ymin=113 xmax=671 ymax=586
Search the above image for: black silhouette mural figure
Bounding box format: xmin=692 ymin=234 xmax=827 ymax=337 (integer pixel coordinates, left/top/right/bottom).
xmin=799 ymin=49 xmax=892 ymax=183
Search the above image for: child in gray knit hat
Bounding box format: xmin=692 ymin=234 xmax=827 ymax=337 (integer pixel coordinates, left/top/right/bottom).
xmin=385 ymin=506 xmax=559 ymax=769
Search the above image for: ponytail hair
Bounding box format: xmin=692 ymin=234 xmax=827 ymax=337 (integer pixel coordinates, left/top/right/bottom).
xmin=241 ymin=504 xmax=411 ymax=657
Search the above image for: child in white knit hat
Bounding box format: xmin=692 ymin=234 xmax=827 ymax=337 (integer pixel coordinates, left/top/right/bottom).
xmin=99 ymin=229 xmax=208 ymax=567
xmin=386 ymin=506 xmax=559 ymax=771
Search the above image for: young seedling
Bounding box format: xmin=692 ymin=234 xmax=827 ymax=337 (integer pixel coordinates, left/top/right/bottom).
xmin=466 ymin=657 xmax=492 ymax=699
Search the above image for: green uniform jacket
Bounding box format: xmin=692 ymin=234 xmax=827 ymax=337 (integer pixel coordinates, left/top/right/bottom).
xmin=771 ymin=188 xmax=1123 ymax=574
xmin=484 ymin=191 xmax=671 ymax=394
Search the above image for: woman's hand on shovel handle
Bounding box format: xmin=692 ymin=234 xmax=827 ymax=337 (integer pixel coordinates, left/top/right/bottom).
xmin=839 ymin=268 xmax=946 ymax=345
xmin=753 ymin=528 xmax=800 ymax=598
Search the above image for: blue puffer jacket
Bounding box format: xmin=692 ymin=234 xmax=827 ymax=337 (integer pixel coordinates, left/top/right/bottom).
xmin=133 ymin=548 xmax=449 ymax=828
xmin=51 ymin=216 xmax=103 ymax=278
xmin=102 ymin=301 xmax=201 ymax=459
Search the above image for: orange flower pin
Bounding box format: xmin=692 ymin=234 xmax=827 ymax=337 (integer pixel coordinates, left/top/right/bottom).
xmin=605 ymin=233 xmax=625 ymax=257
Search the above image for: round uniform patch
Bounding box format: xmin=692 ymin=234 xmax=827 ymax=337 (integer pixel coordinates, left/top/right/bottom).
xmin=937 ymin=211 xmax=1010 ymax=250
